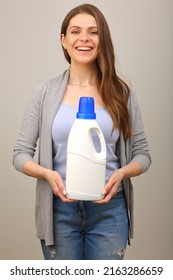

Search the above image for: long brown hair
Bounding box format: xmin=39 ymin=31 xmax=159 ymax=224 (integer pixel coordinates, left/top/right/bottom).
xmin=61 ymin=4 xmax=131 ymax=138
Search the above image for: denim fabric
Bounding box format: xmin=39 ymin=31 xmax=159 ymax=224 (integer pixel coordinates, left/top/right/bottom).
xmin=41 ymin=190 xmax=129 ymax=260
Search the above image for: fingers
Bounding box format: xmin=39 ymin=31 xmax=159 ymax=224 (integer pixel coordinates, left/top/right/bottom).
xmin=100 ymin=180 xmax=116 ymax=200
xmin=94 ymin=186 xmax=117 ymax=204
xmin=50 ymin=171 xmax=75 ymax=203
xmin=101 ymin=172 xmax=116 ymax=196
xmin=53 ymin=185 xmax=75 ymax=203
xmin=94 ymin=172 xmax=121 ymax=204
xmin=100 ymin=170 xmax=124 ymax=201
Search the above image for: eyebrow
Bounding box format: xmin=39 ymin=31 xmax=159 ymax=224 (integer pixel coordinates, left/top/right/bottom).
xmin=69 ymin=26 xmax=98 ymax=29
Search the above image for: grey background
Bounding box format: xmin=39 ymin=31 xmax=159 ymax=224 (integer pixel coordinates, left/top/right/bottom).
xmin=0 ymin=0 xmax=172 ymax=259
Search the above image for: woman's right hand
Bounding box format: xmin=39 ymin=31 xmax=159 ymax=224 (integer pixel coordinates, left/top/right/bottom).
xmin=45 ymin=170 xmax=75 ymax=202
xmin=23 ymin=160 xmax=74 ymax=202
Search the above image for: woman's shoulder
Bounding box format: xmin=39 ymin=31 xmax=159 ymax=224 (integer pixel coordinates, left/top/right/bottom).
xmin=34 ymin=69 xmax=69 ymax=94
xmin=47 ymin=69 xmax=69 ymax=88
xmin=29 ymin=69 xmax=69 ymax=105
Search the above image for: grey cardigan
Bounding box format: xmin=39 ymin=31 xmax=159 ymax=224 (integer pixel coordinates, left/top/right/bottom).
xmin=13 ymin=69 xmax=151 ymax=246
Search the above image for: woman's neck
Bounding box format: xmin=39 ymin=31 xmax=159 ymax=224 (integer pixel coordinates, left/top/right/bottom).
xmin=68 ymin=63 xmax=97 ymax=87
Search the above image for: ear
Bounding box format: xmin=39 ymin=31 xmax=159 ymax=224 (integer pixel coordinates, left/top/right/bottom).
xmin=61 ymin=34 xmax=67 ymax=49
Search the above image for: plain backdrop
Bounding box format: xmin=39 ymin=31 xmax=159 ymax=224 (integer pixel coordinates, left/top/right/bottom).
xmin=0 ymin=0 xmax=172 ymax=259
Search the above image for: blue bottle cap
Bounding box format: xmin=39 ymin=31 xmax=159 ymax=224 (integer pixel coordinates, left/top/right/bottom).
xmin=76 ymin=97 xmax=96 ymax=119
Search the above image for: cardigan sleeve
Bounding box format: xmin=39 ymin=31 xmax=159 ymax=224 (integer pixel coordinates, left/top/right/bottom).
xmin=129 ymin=91 xmax=151 ymax=173
xmin=12 ymin=82 xmax=47 ymax=173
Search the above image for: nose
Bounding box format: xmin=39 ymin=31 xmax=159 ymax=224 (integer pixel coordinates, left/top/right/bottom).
xmin=79 ymin=31 xmax=90 ymax=41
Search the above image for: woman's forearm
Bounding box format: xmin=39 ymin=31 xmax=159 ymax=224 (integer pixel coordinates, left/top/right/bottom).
xmin=119 ymin=161 xmax=142 ymax=179
xmin=23 ymin=160 xmax=49 ymax=180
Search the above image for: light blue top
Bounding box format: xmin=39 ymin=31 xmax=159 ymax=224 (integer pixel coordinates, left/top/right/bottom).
xmin=52 ymin=103 xmax=122 ymax=191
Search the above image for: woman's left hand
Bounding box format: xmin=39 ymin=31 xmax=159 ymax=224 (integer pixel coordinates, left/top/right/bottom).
xmin=94 ymin=169 xmax=124 ymax=204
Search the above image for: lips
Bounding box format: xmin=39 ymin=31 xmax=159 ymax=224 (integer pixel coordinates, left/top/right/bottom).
xmin=76 ymin=46 xmax=93 ymax=51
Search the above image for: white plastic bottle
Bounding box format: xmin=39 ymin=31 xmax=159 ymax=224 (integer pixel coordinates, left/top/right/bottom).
xmin=66 ymin=97 xmax=106 ymax=201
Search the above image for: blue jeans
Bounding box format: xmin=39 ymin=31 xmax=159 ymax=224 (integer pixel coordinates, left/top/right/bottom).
xmin=41 ymin=190 xmax=129 ymax=260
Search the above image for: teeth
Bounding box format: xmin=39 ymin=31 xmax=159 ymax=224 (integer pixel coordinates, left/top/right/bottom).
xmin=76 ymin=47 xmax=92 ymax=51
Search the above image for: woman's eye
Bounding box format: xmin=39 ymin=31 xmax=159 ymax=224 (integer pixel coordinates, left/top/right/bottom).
xmin=71 ymin=30 xmax=79 ymax=34
xmin=89 ymin=30 xmax=98 ymax=35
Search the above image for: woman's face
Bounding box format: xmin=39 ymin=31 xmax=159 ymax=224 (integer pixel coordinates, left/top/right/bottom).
xmin=61 ymin=13 xmax=99 ymax=65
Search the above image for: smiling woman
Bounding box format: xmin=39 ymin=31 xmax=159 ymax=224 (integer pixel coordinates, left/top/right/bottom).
xmin=61 ymin=14 xmax=99 ymax=66
xmin=13 ymin=3 xmax=151 ymax=260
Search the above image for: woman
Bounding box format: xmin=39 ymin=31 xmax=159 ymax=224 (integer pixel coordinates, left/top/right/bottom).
xmin=13 ymin=4 xmax=151 ymax=260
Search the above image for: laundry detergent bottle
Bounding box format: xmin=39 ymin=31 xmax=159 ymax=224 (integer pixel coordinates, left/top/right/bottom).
xmin=66 ymin=97 xmax=106 ymax=201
